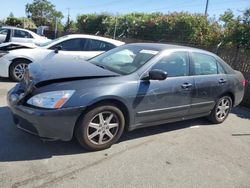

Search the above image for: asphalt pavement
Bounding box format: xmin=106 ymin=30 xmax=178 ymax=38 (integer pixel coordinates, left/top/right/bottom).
xmin=0 ymin=78 xmax=250 ymax=188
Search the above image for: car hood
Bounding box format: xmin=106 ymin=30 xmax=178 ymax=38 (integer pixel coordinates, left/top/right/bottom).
xmin=28 ymin=61 xmax=120 ymax=86
xmin=0 ymin=42 xmax=38 ymax=51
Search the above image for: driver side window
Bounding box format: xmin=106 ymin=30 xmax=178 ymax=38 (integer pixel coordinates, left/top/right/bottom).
xmin=50 ymin=38 xmax=86 ymax=51
xmin=151 ymin=52 xmax=189 ymax=77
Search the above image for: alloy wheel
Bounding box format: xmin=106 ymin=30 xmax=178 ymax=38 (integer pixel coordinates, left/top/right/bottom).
xmin=216 ymin=98 xmax=230 ymax=120
xmin=13 ymin=63 xmax=28 ymax=81
xmin=87 ymin=111 xmax=119 ymax=145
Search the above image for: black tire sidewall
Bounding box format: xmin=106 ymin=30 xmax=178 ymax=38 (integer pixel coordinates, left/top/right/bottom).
xmin=76 ymin=104 xmax=125 ymax=151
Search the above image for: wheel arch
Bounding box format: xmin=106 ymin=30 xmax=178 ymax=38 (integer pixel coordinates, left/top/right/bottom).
xmin=8 ymin=58 xmax=33 ymax=81
xmin=219 ymin=91 xmax=235 ymax=106
xmin=9 ymin=58 xmax=32 ymax=74
xmin=74 ymin=98 xmax=131 ymax=137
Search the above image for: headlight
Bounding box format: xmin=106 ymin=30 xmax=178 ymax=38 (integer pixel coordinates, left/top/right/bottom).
xmin=27 ymin=90 xmax=75 ymax=109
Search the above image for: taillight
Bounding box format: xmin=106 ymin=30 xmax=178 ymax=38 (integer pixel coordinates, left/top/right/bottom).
xmin=242 ymin=79 xmax=246 ymax=87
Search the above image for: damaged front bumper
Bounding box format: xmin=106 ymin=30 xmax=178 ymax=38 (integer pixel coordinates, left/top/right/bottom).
xmin=7 ymin=84 xmax=85 ymax=141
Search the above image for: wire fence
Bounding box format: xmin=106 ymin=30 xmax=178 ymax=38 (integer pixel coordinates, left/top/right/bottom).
xmin=217 ymin=47 xmax=250 ymax=108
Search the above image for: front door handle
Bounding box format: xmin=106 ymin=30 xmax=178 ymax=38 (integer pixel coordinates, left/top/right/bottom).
xmin=181 ymin=83 xmax=193 ymax=89
xmin=219 ymin=78 xmax=227 ymax=84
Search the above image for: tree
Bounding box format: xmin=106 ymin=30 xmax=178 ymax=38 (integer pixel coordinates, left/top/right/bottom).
xmin=22 ymin=18 xmax=37 ymax=29
xmin=76 ymin=14 xmax=112 ymax=35
xmin=242 ymin=8 xmax=250 ymax=25
xmin=219 ymin=9 xmax=234 ymax=27
xmin=5 ymin=16 xmax=22 ymax=27
xmin=9 ymin=12 xmax=14 ymax=18
xmin=220 ymin=8 xmax=250 ymax=48
xmin=25 ymin=0 xmax=63 ymax=28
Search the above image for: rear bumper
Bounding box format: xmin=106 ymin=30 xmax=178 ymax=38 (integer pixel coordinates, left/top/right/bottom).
xmin=7 ymin=88 xmax=85 ymax=141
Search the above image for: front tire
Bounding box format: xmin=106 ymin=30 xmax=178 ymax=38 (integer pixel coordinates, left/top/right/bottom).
xmin=75 ymin=104 xmax=125 ymax=151
xmin=208 ymin=96 xmax=232 ymax=124
xmin=9 ymin=59 xmax=30 ymax=82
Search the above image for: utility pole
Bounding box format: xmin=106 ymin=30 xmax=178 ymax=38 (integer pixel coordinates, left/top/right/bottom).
xmin=67 ymin=8 xmax=71 ymax=20
xmin=66 ymin=8 xmax=71 ymax=32
xmin=205 ymin=0 xmax=209 ymax=17
xmin=113 ymin=17 xmax=118 ymax=39
xmin=54 ymin=17 xmax=58 ymax=39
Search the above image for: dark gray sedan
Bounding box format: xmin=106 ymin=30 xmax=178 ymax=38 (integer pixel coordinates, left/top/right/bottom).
xmin=7 ymin=43 xmax=245 ymax=151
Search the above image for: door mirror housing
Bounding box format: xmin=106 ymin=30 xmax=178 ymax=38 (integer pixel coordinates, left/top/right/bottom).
xmin=54 ymin=45 xmax=62 ymax=53
xmin=142 ymin=69 xmax=168 ymax=81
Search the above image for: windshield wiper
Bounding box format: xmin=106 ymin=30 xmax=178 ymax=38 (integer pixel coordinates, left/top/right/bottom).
xmin=92 ymin=62 xmax=122 ymax=75
xmin=95 ymin=64 xmax=106 ymax=69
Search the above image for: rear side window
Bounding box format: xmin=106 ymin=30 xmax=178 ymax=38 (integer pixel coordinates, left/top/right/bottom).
xmin=87 ymin=39 xmax=115 ymax=51
xmin=14 ymin=30 xmax=33 ymax=38
xmin=151 ymin=52 xmax=189 ymax=77
xmin=192 ymin=53 xmax=218 ymax=75
xmin=217 ymin=62 xmax=226 ymax=74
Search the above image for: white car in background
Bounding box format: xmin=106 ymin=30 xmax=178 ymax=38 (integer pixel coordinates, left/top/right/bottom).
xmin=0 ymin=26 xmax=51 ymax=44
xmin=0 ymin=34 xmax=125 ymax=81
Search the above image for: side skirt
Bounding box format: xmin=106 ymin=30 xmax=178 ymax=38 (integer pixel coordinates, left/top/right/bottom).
xmin=128 ymin=111 xmax=211 ymax=131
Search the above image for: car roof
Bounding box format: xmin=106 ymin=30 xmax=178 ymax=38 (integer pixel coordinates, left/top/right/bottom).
xmin=2 ymin=26 xmax=33 ymax=33
xmin=1 ymin=26 xmax=42 ymax=38
xmin=126 ymin=43 xmax=216 ymax=56
xmin=65 ymin=34 xmax=125 ymax=46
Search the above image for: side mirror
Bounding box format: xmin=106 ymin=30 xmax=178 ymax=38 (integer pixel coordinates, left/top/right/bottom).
xmin=54 ymin=45 xmax=62 ymax=53
xmin=142 ymin=69 xmax=168 ymax=81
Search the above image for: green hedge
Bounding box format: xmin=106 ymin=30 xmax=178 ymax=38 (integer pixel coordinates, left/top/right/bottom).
xmin=76 ymin=12 xmax=222 ymax=46
xmin=76 ymin=10 xmax=250 ymax=48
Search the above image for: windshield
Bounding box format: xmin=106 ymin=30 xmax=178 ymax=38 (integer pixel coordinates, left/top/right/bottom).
xmin=89 ymin=45 xmax=159 ymax=75
xmin=36 ymin=35 xmax=68 ymax=47
xmin=0 ymin=28 xmax=9 ymax=35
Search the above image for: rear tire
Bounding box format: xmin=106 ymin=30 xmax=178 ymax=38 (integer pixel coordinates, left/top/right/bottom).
xmin=75 ymin=103 xmax=125 ymax=151
xmin=208 ymin=96 xmax=232 ymax=124
xmin=9 ymin=59 xmax=30 ymax=82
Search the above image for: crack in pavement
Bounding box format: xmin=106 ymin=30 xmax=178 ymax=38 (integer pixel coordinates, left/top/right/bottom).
xmin=11 ymin=165 xmax=74 ymax=188
xmin=12 ymin=139 xmax=153 ymax=188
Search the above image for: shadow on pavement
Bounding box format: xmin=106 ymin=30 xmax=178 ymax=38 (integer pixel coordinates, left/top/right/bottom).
xmin=0 ymin=78 xmax=14 ymax=83
xmin=231 ymin=107 xmax=250 ymax=120
xmin=0 ymin=106 xmax=85 ymax=162
xmin=0 ymin=106 xmax=245 ymax=162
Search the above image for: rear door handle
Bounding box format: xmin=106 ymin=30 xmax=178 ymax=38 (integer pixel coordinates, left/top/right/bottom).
xmin=181 ymin=83 xmax=193 ymax=89
xmin=219 ymin=78 xmax=227 ymax=84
